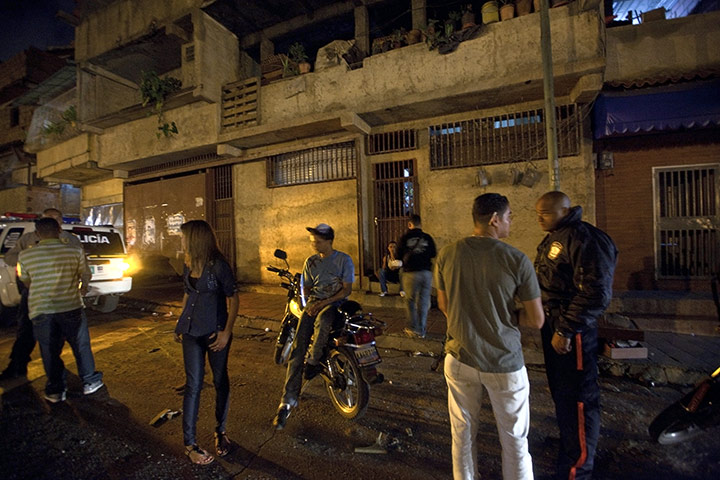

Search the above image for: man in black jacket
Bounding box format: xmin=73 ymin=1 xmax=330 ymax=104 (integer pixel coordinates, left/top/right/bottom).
xmin=534 ymin=191 xmax=618 ymax=480
xmin=397 ymin=214 xmax=436 ymax=338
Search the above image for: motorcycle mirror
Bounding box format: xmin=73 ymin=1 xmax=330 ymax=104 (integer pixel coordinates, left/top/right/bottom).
xmin=274 ymin=249 xmax=287 ymax=260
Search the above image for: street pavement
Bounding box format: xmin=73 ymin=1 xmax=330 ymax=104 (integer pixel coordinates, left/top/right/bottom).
xmin=125 ymin=277 xmax=720 ymax=386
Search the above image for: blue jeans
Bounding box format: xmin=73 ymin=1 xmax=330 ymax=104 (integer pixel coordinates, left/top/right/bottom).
xmin=401 ymin=270 xmax=433 ymax=336
xmin=378 ymin=268 xmax=400 ymax=293
xmin=181 ymin=332 xmax=232 ymax=446
xmin=31 ymin=308 xmax=103 ymax=395
xmin=281 ymin=305 xmax=337 ymax=407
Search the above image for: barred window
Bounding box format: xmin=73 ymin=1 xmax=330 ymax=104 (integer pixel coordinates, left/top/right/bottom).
xmin=267 ymin=141 xmax=357 ymax=187
xmin=429 ymin=105 xmax=583 ymax=170
xmin=366 ymin=129 xmax=418 ymax=155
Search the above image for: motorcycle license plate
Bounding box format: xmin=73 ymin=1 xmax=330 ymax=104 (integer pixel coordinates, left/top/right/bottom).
xmin=353 ymin=344 xmax=381 ymax=366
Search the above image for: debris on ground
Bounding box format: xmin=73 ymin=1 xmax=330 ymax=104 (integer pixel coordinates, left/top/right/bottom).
xmin=149 ymin=408 xmax=182 ymax=427
xmin=355 ymin=433 xmax=387 ymax=454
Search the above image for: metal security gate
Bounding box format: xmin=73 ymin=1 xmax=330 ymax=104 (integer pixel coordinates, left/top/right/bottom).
xmin=207 ymin=165 xmax=235 ymax=269
xmin=373 ymin=159 xmax=417 ymax=270
xmin=654 ymin=164 xmax=720 ymax=279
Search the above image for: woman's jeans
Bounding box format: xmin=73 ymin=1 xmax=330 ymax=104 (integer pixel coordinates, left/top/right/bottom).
xmin=181 ymin=332 xmax=232 ymax=446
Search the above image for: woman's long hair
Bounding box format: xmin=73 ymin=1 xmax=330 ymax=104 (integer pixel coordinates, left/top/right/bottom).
xmin=180 ymin=220 xmax=224 ymax=273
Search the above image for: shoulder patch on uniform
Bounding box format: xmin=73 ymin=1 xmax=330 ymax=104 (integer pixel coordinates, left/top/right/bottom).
xmin=548 ymin=241 xmax=563 ymax=260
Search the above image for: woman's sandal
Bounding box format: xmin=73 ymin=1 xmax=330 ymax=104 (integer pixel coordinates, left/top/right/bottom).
xmin=185 ymin=444 xmax=214 ymax=465
xmin=214 ymin=432 xmax=231 ymax=457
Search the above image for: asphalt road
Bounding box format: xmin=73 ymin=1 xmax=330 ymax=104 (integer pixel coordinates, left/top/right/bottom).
xmin=0 ymin=306 xmax=718 ymax=479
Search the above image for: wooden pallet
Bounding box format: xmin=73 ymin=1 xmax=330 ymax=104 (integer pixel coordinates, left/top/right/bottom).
xmin=222 ymin=77 xmax=260 ymax=129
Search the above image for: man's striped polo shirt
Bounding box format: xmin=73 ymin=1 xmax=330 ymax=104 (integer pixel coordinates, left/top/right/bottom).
xmin=18 ymin=238 xmax=87 ymax=319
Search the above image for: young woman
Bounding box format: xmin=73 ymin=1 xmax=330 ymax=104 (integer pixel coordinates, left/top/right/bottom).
xmin=377 ymin=240 xmax=404 ymax=297
xmin=174 ymin=220 xmax=239 ymax=465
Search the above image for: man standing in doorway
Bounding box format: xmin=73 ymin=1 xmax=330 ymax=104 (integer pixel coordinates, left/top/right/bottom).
xmin=272 ymin=223 xmax=354 ymax=430
xmin=534 ymin=191 xmax=618 ymax=480
xmin=18 ymin=217 xmax=103 ymax=402
xmin=398 ymin=214 xmax=436 ymax=338
xmin=436 ymin=193 xmax=544 ymax=480
xmin=0 ymin=208 xmax=90 ymax=381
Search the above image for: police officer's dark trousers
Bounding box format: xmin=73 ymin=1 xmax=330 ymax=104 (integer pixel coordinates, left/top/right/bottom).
xmin=7 ymin=286 xmax=34 ymax=374
xmin=541 ymin=320 xmax=600 ymax=480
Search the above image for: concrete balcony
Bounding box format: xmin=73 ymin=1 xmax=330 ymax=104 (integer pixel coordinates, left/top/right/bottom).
xmin=35 ymin=133 xmax=114 ymax=184
xmin=221 ymin=6 xmax=605 ymax=149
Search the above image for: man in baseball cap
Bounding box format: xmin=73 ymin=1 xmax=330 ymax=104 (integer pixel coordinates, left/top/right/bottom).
xmin=273 ymin=222 xmax=354 ymax=430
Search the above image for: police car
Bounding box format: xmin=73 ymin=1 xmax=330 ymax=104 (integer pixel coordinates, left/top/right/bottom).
xmin=0 ymin=220 xmax=132 ymax=313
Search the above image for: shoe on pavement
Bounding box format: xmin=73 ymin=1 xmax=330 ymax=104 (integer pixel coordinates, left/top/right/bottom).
xmin=44 ymin=391 xmax=67 ymax=403
xmin=304 ymin=362 xmax=324 ymax=380
xmin=378 ymin=292 xmax=387 ymax=297
xmin=83 ymin=380 xmax=104 ymax=395
xmin=273 ymin=404 xmax=292 ymax=430
xmin=0 ymin=366 xmax=27 ymax=381
xmin=403 ymin=327 xmax=425 ymax=339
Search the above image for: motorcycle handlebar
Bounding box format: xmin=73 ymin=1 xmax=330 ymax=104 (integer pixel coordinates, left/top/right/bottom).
xmin=266 ymin=266 xmax=282 ymax=273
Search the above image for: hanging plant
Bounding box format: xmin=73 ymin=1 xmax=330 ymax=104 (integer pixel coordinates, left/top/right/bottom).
xmin=42 ymin=105 xmax=77 ymax=136
xmin=139 ymin=71 xmax=182 ymax=138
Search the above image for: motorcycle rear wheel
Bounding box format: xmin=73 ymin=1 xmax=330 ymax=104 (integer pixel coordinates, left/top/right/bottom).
xmin=325 ymin=347 xmax=369 ymax=419
xmin=649 ymin=403 xmax=702 ymax=445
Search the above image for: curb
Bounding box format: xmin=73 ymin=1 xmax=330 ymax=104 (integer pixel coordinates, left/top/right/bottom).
xmin=119 ymin=296 xmax=706 ymax=386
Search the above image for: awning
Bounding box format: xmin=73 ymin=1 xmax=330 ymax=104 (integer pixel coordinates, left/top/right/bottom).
xmin=593 ymin=78 xmax=720 ymax=139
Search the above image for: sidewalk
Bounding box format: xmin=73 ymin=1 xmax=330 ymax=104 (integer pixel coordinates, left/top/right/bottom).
xmin=123 ymin=278 xmax=720 ymax=386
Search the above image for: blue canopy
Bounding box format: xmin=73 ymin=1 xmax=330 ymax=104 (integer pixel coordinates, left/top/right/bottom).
xmin=593 ymin=78 xmax=720 ymax=139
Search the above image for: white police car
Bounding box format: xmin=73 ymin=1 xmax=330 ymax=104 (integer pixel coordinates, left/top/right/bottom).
xmin=0 ymin=221 xmax=132 ymax=313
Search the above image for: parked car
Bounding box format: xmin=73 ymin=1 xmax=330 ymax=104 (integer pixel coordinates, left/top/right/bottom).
xmin=0 ymin=221 xmax=132 ymax=313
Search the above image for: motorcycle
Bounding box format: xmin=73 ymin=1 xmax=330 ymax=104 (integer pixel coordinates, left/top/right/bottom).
xmin=266 ymin=249 xmax=385 ymax=419
xmin=648 ymin=271 xmax=720 ymax=444
xmin=648 ymin=366 xmax=720 ymax=444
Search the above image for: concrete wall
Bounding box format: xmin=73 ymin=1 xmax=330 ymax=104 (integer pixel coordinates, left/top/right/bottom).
xmin=234 ymin=159 xmax=360 ymax=285
xmin=82 ymin=178 xmax=124 ymax=209
xmin=191 ymin=11 xmax=239 ymax=103
xmin=75 ymin=0 xmax=200 ymax=61
xmin=78 ymin=70 xmax=139 ymax=122
xmin=256 ymin=9 xmax=603 ymax=125
xmin=95 ymin=101 xmax=218 ymax=168
xmin=36 ymin=134 xmax=93 ymax=179
xmin=0 ymin=186 xmax=29 ymax=214
xmin=605 ymin=10 xmax=720 ymax=82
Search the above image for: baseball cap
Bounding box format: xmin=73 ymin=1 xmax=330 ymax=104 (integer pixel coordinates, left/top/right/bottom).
xmin=306 ymin=223 xmax=334 ymax=240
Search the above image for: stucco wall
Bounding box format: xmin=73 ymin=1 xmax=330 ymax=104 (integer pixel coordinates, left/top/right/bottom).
xmin=0 ymin=187 xmax=29 ymax=215
xmin=192 ymin=11 xmax=239 ymax=103
xmin=96 ymin=101 xmax=218 ymax=168
xmin=75 ymin=0 xmax=200 ymax=61
xmin=605 ymin=10 xmax=720 ymax=82
xmin=234 ymin=160 xmax=359 ymax=285
xmin=81 ymin=178 xmax=124 ymax=208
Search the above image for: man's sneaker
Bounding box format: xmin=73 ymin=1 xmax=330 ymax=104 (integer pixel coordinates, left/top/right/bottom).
xmin=83 ymin=380 xmax=104 ymax=395
xmin=304 ymin=362 xmax=324 ymax=381
xmin=272 ymin=404 xmax=292 ymax=430
xmin=44 ymin=391 xmax=67 ymax=403
xmin=403 ymin=327 xmax=425 ymax=339
xmin=378 ymin=292 xmax=387 ymax=297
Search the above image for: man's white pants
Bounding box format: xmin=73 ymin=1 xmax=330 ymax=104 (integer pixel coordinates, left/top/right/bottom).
xmin=444 ymin=354 xmax=533 ymax=480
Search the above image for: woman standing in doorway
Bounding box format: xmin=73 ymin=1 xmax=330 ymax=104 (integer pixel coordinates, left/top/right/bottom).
xmin=174 ymin=220 xmax=239 ymax=465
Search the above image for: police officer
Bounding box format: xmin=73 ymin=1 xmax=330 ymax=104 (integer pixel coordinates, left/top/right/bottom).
xmin=534 ymin=191 xmax=618 ymax=480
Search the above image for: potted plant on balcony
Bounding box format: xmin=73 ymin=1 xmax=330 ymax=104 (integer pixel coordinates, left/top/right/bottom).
xmin=500 ymin=0 xmax=515 ymax=20
xmin=289 ymin=42 xmax=311 ymax=74
xmin=140 ymin=70 xmax=182 ymax=138
xmin=516 ymin=0 xmax=532 ymax=15
xmin=461 ymin=4 xmax=476 ymax=29
xmin=481 ymin=1 xmax=500 ymax=24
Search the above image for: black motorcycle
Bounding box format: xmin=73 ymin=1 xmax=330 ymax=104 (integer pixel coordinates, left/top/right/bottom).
xmin=267 ymin=249 xmax=385 ymax=419
xmin=648 ymin=272 xmax=720 ymax=444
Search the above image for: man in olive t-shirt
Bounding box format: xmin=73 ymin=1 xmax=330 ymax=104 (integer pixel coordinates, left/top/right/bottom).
xmin=434 ymin=193 xmax=544 ymax=480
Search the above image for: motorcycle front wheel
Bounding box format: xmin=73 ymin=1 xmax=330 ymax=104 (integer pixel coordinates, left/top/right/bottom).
xmin=649 ymin=403 xmax=702 ymax=445
xmin=325 ymin=346 xmax=369 ymax=419
xmin=274 ymin=317 xmax=296 ymax=365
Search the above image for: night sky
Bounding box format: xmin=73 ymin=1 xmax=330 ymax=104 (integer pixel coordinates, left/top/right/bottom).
xmin=0 ymin=0 xmax=76 ymax=62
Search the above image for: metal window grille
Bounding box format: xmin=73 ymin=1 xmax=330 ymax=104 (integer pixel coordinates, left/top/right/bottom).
xmin=429 ymin=104 xmax=582 ymax=169
xmin=128 ymin=153 xmax=220 ymax=177
xmin=655 ymin=164 xmax=719 ymax=278
xmin=267 ymin=141 xmax=357 ymax=187
xmin=213 ymin=164 xmax=233 ymax=200
xmin=209 ymin=165 xmax=235 ymax=269
xmin=185 ymin=44 xmax=195 ymax=62
xmin=366 ymin=129 xmax=418 ymax=155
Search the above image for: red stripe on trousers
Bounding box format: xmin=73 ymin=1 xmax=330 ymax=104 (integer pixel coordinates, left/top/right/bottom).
xmin=568 ymin=402 xmax=588 ymax=480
